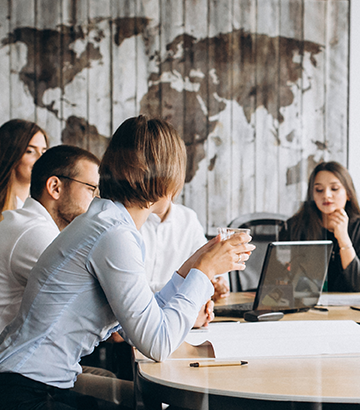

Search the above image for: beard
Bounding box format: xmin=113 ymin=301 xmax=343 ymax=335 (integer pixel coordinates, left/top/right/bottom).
xmin=55 ymin=194 xmax=86 ymax=230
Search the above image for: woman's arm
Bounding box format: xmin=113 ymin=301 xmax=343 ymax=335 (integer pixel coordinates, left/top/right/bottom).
xmin=337 ymin=218 xmax=360 ymax=291
xmin=327 ymin=209 xmax=356 ymax=270
xmin=91 ymin=228 xmax=254 ymax=362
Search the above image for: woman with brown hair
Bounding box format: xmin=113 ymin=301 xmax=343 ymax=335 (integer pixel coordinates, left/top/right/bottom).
xmin=0 ymin=115 xmax=254 ymax=410
xmin=0 ymin=119 xmax=48 ymax=220
xmin=280 ymin=161 xmax=360 ymax=292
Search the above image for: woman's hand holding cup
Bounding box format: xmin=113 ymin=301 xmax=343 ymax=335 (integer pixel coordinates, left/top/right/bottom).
xmin=217 ymin=228 xmax=253 ymax=266
xmin=178 ymin=228 xmax=255 ymax=282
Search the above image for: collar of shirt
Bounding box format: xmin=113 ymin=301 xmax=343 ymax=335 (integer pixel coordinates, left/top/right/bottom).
xmin=145 ymin=206 xmax=174 ymax=227
xmin=3 ymin=197 xmax=59 ymax=233
xmin=112 ymin=200 xmax=137 ymax=228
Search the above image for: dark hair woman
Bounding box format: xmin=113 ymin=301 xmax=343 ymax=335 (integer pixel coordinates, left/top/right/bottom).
xmin=0 ymin=119 xmax=48 ymax=220
xmin=280 ymin=161 xmax=360 ymax=292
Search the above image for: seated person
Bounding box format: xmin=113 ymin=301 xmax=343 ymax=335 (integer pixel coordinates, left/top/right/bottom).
xmin=0 ymin=119 xmax=48 ymax=219
xmin=0 ymin=146 xmax=125 ymax=408
xmin=280 ymin=161 xmax=360 ymax=292
xmin=0 ymin=145 xmax=100 ymax=332
xmin=0 ymin=115 xmax=254 ymax=410
xmin=140 ymin=202 xmax=230 ymax=302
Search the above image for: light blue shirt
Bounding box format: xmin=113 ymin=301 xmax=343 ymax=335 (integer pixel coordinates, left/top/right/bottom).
xmin=0 ymin=198 xmax=213 ymax=388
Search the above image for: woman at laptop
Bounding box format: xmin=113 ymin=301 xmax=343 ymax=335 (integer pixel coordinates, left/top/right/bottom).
xmin=280 ymin=161 xmax=360 ymax=292
xmin=0 ymin=115 xmax=254 ymax=410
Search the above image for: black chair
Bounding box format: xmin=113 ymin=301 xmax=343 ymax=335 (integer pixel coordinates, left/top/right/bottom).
xmin=228 ymin=212 xmax=289 ymax=292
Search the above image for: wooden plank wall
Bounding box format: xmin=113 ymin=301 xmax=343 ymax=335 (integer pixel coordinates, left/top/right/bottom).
xmin=0 ymin=0 xmax=349 ymax=235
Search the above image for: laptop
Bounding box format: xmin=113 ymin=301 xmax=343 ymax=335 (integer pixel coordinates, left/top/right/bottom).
xmin=214 ymin=240 xmax=333 ymax=318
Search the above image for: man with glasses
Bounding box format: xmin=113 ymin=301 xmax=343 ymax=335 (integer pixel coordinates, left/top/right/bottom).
xmin=0 ymin=144 xmax=100 ymax=333
xmin=0 ymin=144 xmax=134 ymax=409
xmin=0 ymin=145 xmax=122 ymax=408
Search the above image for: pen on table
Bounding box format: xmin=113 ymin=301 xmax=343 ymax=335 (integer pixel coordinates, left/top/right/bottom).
xmin=189 ymin=360 xmax=248 ymax=368
xmin=350 ymin=306 xmax=360 ymax=312
xmin=312 ymin=306 xmax=328 ymax=312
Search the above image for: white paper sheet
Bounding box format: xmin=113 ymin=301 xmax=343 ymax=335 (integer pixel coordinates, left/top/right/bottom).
xmin=185 ymin=320 xmax=360 ymax=359
xmin=318 ymin=292 xmax=360 ymax=306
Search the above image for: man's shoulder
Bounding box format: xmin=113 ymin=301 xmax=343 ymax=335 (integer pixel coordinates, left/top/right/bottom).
xmin=0 ymin=199 xmax=58 ymax=241
xmin=170 ymin=203 xmax=199 ymax=220
xmin=85 ymin=198 xmax=131 ymax=228
xmin=169 ymin=204 xmax=205 ymax=241
xmin=69 ymin=198 xmax=138 ymax=244
xmin=1 ymin=200 xmax=51 ymax=227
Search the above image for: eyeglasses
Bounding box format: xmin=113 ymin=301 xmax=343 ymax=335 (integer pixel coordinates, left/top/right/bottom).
xmin=56 ymin=175 xmax=99 ymax=197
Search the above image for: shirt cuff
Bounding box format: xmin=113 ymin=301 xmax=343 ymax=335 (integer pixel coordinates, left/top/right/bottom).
xmin=156 ymin=269 xmax=214 ymax=308
xmin=180 ymin=268 xmax=214 ymax=306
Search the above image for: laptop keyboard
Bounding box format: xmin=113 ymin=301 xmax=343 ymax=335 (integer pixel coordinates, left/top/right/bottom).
xmin=214 ymin=302 xmax=254 ymax=318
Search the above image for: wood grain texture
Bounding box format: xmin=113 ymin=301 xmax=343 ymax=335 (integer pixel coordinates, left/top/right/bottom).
xmin=8 ymin=0 xmax=36 ymax=121
xmin=181 ymin=0 xmax=209 ymax=229
xmin=35 ymin=0 xmax=62 ymax=145
xmin=207 ymin=0 xmax=234 ymax=231
xmin=0 ymin=0 xmax=10 ymax=124
xmin=0 ymin=0 xmax=350 ymax=235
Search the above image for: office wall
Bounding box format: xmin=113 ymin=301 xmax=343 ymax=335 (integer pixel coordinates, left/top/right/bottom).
xmin=0 ymin=0 xmax=350 ymax=235
xmin=349 ymin=0 xmax=360 ymax=197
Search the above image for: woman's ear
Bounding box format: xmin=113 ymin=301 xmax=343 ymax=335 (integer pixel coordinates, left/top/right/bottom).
xmin=45 ymin=176 xmax=62 ymax=200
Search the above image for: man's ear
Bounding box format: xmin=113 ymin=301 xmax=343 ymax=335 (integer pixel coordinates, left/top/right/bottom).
xmin=45 ymin=176 xmax=62 ymax=200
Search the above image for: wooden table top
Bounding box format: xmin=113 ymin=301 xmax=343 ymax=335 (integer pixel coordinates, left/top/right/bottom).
xmin=137 ymin=353 xmax=360 ymax=403
xmin=135 ymin=292 xmax=360 ymax=407
xmin=214 ymin=291 xmax=360 ymax=322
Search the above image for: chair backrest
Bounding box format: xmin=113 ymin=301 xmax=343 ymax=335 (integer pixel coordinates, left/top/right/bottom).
xmin=228 ymin=212 xmax=289 ymax=292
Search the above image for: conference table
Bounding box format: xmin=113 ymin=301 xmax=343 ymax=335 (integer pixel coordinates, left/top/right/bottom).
xmin=134 ymin=292 xmax=360 ymax=410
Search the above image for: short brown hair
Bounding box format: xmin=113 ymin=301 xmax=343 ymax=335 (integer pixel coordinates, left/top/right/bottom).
xmin=30 ymin=145 xmax=100 ymax=200
xmin=99 ymin=115 xmax=186 ymax=208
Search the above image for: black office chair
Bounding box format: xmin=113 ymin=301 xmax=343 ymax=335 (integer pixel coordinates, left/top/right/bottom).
xmin=228 ymin=212 xmax=289 ymax=292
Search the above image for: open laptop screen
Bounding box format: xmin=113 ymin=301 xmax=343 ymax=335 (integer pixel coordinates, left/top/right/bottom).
xmin=253 ymin=240 xmax=333 ymax=312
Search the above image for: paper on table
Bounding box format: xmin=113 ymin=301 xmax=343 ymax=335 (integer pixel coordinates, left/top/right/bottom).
xmin=185 ymin=320 xmax=360 ymax=359
xmin=318 ymin=292 xmax=360 ymax=306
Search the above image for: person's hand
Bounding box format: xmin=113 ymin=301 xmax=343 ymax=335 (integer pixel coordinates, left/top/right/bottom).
xmin=107 ymin=332 xmax=124 ymax=343
xmin=194 ymin=233 xmax=255 ymax=282
xmin=327 ymin=208 xmax=356 ymax=269
xmin=192 ymin=300 xmax=214 ymax=328
xmin=211 ymin=276 xmax=230 ymax=302
xmin=177 ymin=236 xmax=221 ymax=279
xmin=178 ymin=233 xmax=255 ymax=282
xmin=327 ymin=208 xmax=351 ymax=248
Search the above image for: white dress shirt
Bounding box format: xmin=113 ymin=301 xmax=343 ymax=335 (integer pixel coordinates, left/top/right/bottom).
xmin=16 ymin=196 xmax=24 ymax=209
xmin=140 ymin=203 xmax=207 ymax=292
xmin=0 ymin=198 xmax=59 ymax=332
xmin=0 ymin=198 xmax=213 ymax=388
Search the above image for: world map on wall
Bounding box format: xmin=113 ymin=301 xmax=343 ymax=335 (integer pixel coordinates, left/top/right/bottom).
xmin=1 ymin=17 xmax=322 ymax=183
